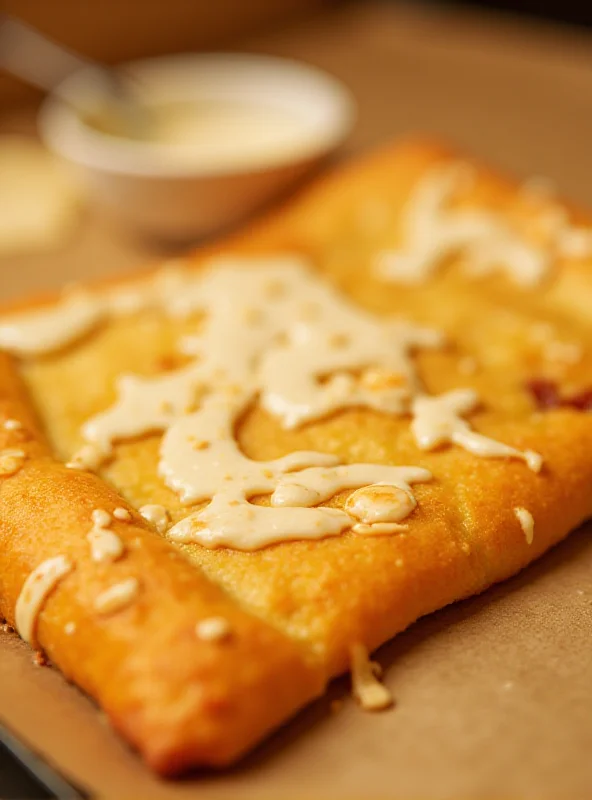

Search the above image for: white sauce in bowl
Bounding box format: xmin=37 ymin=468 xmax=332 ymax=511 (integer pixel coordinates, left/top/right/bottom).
xmin=94 ymin=100 xmax=318 ymax=169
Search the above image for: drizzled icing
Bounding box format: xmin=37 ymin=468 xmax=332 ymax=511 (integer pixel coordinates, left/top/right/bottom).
xmin=411 ymin=390 xmax=542 ymax=472
xmin=376 ymin=162 xmax=592 ymax=287
xmin=0 ymin=257 xmax=545 ymax=550
xmin=196 ymin=617 xmax=232 ymax=642
xmin=0 ymin=265 xmax=189 ymax=359
xmin=344 ymin=484 xmax=416 ymax=535
xmin=87 ymin=509 xmax=124 ymax=563
xmin=350 ymin=643 xmax=393 ymax=711
xmin=139 ymin=504 xmax=170 ymax=534
xmin=0 ymin=448 xmax=26 ymax=476
xmin=514 ymin=507 xmax=534 ymax=545
xmin=94 ymin=577 xmax=139 ymax=615
xmin=376 ymin=164 xmax=549 ymax=286
xmin=166 ymin=446 xmax=431 ymax=549
xmin=0 ymin=293 xmax=104 ymax=357
xmin=3 ymin=419 xmax=22 ymax=431
xmin=15 ymin=555 xmax=73 ymax=646
xmin=72 ymin=259 xmax=442 ymax=549
xmin=80 ymin=259 xmax=443 ymax=447
xmin=558 ymin=227 xmax=592 ymax=259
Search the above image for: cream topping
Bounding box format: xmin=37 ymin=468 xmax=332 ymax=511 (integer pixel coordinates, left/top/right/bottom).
xmin=70 ymin=259 xmax=441 ymax=550
xmin=0 ymin=263 xmax=190 ymax=361
xmin=113 ymin=507 xmax=131 ymax=521
xmin=139 ymin=504 xmax=170 ymax=534
xmin=514 ymin=506 xmax=534 ymax=545
xmin=3 ymin=418 xmax=22 ymax=431
xmin=557 ymin=227 xmax=592 ymax=259
xmin=15 ymin=555 xmax=73 ymax=646
xmin=65 ymin=443 xmax=107 ymax=470
xmin=94 ymin=578 xmax=139 ymax=615
xmin=350 ymin=643 xmax=393 ymax=711
xmin=165 ymin=429 xmax=431 ymax=548
xmin=0 ymin=292 xmax=104 ymax=357
xmin=376 ymin=163 xmax=549 ymax=286
xmin=87 ymin=509 xmax=124 ymax=563
xmin=78 ymin=259 xmax=442 ymax=450
xmin=195 ymin=616 xmax=232 ymax=642
xmin=411 ymin=390 xmax=542 ymax=472
xmin=376 ymin=163 xmax=592 ymax=286
xmin=344 ymin=484 xmax=417 ymax=524
xmin=0 ymin=257 xmax=545 ymax=551
xmin=0 ymin=447 xmax=26 ymax=476
xmin=92 ymin=508 xmax=111 ymax=527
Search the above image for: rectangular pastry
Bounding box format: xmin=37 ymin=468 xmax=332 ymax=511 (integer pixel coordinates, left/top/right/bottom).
xmin=0 ymin=139 xmax=591 ymax=775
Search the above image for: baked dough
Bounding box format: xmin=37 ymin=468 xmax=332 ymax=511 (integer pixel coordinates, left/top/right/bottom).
xmin=0 ymin=138 xmax=591 ymax=775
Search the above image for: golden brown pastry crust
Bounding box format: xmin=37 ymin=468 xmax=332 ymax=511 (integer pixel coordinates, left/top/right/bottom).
xmin=1 ymin=138 xmax=591 ymax=774
xmin=0 ymin=354 xmax=324 ymax=773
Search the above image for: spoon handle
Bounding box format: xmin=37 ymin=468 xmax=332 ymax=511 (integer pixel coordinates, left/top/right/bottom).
xmin=0 ymin=14 xmax=90 ymax=92
xmin=0 ymin=13 xmax=151 ymax=134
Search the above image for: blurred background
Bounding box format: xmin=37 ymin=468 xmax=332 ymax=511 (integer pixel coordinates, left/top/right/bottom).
xmin=457 ymin=0 xmax=592 ymax=25
xmin=1 ymin=0 xmax=592 ymax=280
xmin=1 ymin=0 xmax=592 ymax=297
xmin=2 ymin=0 xmax=592 ymax=106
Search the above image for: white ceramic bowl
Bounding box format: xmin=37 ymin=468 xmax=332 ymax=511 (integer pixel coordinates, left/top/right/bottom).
xmin=38 ymin=53 xmax=355 ymax=241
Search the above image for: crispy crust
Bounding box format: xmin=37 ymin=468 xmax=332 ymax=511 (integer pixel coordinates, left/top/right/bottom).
xmin=1 ymin=138 xmax=592 ymax=774
xmin=0 ymin=354 xmax=324 ymax=773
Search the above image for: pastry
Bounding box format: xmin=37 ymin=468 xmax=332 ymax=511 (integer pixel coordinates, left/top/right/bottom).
xmin=0 ymin=138 xmax=591 ymax=775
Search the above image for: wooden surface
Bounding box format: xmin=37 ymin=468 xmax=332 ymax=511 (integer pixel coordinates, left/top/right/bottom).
xmin=1 ymin=2 xmax=592 ymax=798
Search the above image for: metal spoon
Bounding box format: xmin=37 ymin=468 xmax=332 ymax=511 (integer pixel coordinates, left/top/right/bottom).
xmin=0 ymin=14 xmax=153 ymax=138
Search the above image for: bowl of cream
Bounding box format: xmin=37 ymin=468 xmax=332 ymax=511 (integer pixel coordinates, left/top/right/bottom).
xmin=38 ymin=53 xmax=355 ymax=241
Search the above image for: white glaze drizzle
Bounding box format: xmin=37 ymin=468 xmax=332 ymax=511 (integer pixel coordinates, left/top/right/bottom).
xmin=69 ymin=258 xmax=441 ymax=550
xmin=0 ymin=292 xmax=104 ymax=357
xmin=557 ymin=227 xmax=592 ymax=259
xmin=78 ymin=259 xmax=443 ymax=451
xmin=0 ymin=447 xmax=26 ymax=476
xmin=344 ymin=484 xmax=417 ymax=524
xmin=514 ymin=506 xmax=534 ymax=545
xmin=195 ymin=617 xmax=232 ymax=642
xmin=376 ymin=163 xmax=592 ymax=287
xmin=376 ymin=163 xmax=549 ymax=286
xmin=165 ymin=420 xmax=431 ymax=548
xmin=65 ymin=443 xmax=107 ymax=470
xmin=411 ymin=390 xmax=542 ymax=472
xmin=94 ymin=577 xmax=139 ymax=615
xmin=350 ymin=643 xmax=393 ymax=711
xmin=0 ymin=257 xmax=546 ymax=551
xmin=87 ymin=509 xmax=124 ymax=563
xmin=3 ymin=419 xmax=22 ymax=431
xmin=139 ymin=504 xmax=170 ymax=534
xmin=0 ymin=264 xmax=191 ymax=359
xmin=15 ymin=555 xmax=73 ymax=646
xmin=518 ymin=175 xmax=592 ymax=259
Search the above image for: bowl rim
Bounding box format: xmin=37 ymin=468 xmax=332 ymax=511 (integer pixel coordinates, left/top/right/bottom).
xmin=38 ymin=52 xmax=356 ymax=179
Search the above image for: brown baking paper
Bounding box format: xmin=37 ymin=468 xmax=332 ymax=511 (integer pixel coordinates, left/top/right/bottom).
xmin=2 ymin=525 xmax=592 ymax=799
xmin=1 ymin=3 xmax=592 ymax=797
